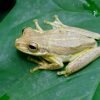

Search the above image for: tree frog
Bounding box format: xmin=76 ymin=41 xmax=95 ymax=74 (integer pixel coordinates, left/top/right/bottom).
xmin=15 ymin=15 xmax=100 ymax=76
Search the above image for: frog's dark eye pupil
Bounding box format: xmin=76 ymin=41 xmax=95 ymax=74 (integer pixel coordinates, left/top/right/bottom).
xmin=29 ymin=45 xmax=36 ymax=49
xmin=28 ymin=42 xmax=38 ymax=52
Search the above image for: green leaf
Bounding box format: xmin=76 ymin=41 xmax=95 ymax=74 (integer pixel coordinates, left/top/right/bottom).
xmin=0 ymin=0 xmax=100 ymax=100
xmin=92 ymin=82 xmax=100 ymax=100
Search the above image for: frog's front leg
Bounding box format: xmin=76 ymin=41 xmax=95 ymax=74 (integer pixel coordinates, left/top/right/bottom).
xmin=28 ymin=56 xmax=49 ymax=72
xmin=30 ymin=55 xmax=64 ymax=73
xmin=27 ymin=56 xmax=47 ymax=65
xmin=57 ymin=47 xmax=100 ymax=76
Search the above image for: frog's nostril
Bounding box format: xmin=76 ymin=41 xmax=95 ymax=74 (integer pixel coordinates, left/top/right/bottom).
xmin=15 ymin=42 xmax=20 ymax=47
xmin=15 ymin=39 xmax=21 ymax=47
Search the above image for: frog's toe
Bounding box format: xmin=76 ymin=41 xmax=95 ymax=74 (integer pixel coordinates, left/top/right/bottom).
xmin=53 ymin=15 xmax=62 ymax=24
xmin=33 ymin=19 xmax=44 ymax=33
xmin=44 ymin=20 xmax=53 ymax=25
xmin=57 ymin=71 xmax=64 ymax=75
xmin=44 ymin=15 xmax=64 ymax=29
xmin=57 ymin=71 xmax=69 ymax=77
xmin=30 ymin=67 xmax=40 ymax=73
xmin=30 ymin=63 xmax=48 ymax=73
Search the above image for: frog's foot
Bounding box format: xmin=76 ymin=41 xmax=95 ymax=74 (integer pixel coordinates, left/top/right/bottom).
xmin=30 ymin=63 xmax=48 ymax=73
xmin=57 ymin=47 xmax=100 ymax=76
xmin=29 ymin=55 xmax=64 ymax=73
xmin=27 ymin=56 xmax=47 ymax=65
xmin=33 ymin=19 xmax=44 ymax=33
xmin=57 ymin=71 xmax=70 ymax=77
xmin=53 ymin=15 xmax=63 ymax=24
xmin=30 ymin=63 xmax=63 ymax=73
xmin=44 ymin=15 xmax=64 ymax=29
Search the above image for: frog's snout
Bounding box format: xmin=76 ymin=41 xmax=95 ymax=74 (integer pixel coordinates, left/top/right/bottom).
xmin=15 ymin=39 xmax=24 ymax=48
xmin=15 ymin=39 xmax=21 ymax=49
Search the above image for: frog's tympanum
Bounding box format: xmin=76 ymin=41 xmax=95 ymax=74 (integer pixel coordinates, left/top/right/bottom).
xmin=15 ymin=15 xmax=100 ymax=76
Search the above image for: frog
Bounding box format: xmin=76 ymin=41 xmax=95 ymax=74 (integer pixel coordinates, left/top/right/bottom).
xmin=15 ymin=15 xmax=100 ymax=77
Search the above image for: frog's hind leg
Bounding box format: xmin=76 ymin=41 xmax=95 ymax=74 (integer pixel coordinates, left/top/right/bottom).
xmin=33 ymin=19 xmax=44 ymax=33
xmin=57 ymin=47 xmax=100 ymax=77
xmin=44 ymin=15 xmax=64 ymax=29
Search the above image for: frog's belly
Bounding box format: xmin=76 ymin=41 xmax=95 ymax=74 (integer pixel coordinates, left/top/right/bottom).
xmin=46 ymin=38 xmax=96 ymax=55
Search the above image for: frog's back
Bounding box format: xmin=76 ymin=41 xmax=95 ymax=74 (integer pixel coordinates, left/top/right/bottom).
xmin=40 ymin=32 xmax=96 ymax=55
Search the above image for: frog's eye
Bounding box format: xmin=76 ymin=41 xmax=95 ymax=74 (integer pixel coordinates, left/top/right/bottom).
xmin=22 ymin=27 xmax=26 ymax=34
xmin=28 ymin=42 xmax=38 ymax=52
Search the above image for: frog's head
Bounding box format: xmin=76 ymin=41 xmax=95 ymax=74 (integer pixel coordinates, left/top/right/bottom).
xmin=15 ymin=27 xmax=48 ymax=56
